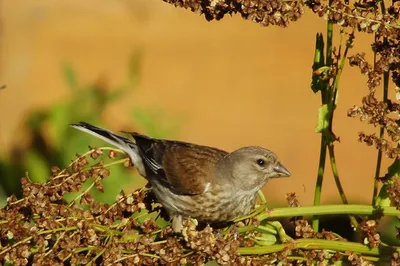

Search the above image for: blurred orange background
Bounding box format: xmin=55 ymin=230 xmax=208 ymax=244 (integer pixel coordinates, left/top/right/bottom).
xmin=0 ymin=0 xmax=392 ymax=206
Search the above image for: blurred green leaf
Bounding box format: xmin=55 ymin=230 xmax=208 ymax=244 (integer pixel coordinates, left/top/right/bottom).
xmin=0 ymin=49 xmax=181 ymax=207
xmin=132 ymin=108 xmax=178 ymax=138
xmin=128 ymin=50 xmax=142 ymax=86
xmin=0 ymin=161 xmax=22 ymax=197
xmin=63 ymin=64 xmax=78 ymax=90
xmin=105 ymin=86 xmax=129 ymax=102
xmin=380 ymin=217 xmax=400 ymax=246
xmin=48 ymin=103 xmax=70 ymax=149
xmin=133 ymin=108 xmax=157 ymax=136
xmin=27 ymin=111 xmax=48 ymax=131
xmin=24 ymin=150 xmax=49 ymax=182
xmin=91 ymin=166 xmax=134 ymax=204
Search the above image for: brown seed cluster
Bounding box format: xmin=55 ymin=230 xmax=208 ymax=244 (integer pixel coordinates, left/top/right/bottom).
xmin=0 ymin=147 xmax=391 ymax=264
xmin=392 ymin=252 xmax=400 ymax=266
xmin=0 ymin=148 xmax=248 ymax=265
xmin=348 ymin=90 xmax=400 ymax=158
xmin=387 ymin=180 xmax=400 ymax=210
xmin=344 ymin=1 xmax=400 ymax=159
xmin=349 ymin=94 xmax=400 ymax=158
xmin=307 ymin=0 xmax=400 ymax=36
xmin=286 ymin=192 xmax=301 ymax=207
xmin=162 ymin=0 xmax=305 ymax=27
xmin=345 ymin=251 xmax=374 ymax=266
xmin=292 ymin=219 xmax=339 ymax=241
xmin=181 ymin=221 xmax=240 ymax=265
xmin=358 ymin=219 xmax=381 ymax=248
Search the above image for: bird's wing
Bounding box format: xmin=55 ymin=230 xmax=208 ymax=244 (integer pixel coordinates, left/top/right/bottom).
xmin=129 ymin=132 xmax=228 ymax=195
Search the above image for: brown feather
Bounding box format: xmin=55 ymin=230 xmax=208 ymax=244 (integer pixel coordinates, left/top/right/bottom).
xmin=162 ymin=144 xmax=227 ymax=194
xmin=127 ymin=132 xmax=228 ymax=195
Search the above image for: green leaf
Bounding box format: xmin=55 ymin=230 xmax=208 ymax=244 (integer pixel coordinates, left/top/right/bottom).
xmin=132 ymin=108 xmax=158 ymax=137
xmin=155 ymin=215 xmax=170 ymax=228
xmin=315 ymin=104 xmax=336 ymax=142
xmin=311 ymin=33 xmax=326 ymax=93
xmin=132 ymin=107 xmax=178 ymax=138
xmin=48 ymin=103 xmax=70 ymax=149
xmin=105 ymin=85 xmax=129 ymax=103
xmin=24 ymin=150 xmax=49 ymax=182
xmin=30 ymin=245 xmax=40 ymax=254
xmin=388 ymin=159 xmax=400 ymax=178
xmin=315 ymin=104 xmax=330 ymax=133
xmin=27 ymin=111 xmax=49 ymax=131
xmin=127 ymin=50 xmax=142 ymax=87
xmin=375 ymin=185 xmax=391 ymax=207
xmin=376 ymin=159 xmax=400 ymax=207
xmin=63 ymin=64 xmax=78 ymax=90
xmin=203 ymin=260 xmax=219 ymax=266
xmin=255 ymin=233 xmax=277 ymax=246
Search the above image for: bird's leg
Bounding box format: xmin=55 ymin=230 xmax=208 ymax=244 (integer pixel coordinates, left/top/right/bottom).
xmin=172 ymin=214 xmax=183 ymax=233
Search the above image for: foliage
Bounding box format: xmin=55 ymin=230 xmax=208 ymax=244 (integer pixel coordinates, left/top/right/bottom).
xmin=0 ymin=51 xmax=177 ymax=205
xmin=2 ymin=149 xmax=400 ymax=265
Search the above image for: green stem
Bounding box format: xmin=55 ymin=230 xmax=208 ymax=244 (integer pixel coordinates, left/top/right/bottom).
xmin=312 ymin=137 xmax=327 ymax=232
xmin=373 ymin=73 xmax=390 ymax=203
xmin=239 ymin=238 xmax=386 ymax=257
xmin=326 ymin=21 xmax=333 ymax=67
xmin=313 ymin=19 xmax=334 ymax=232
xmin=328 ymin=148 xmax=343 ymax=202
xmin=327 ymin=144 xmax=358 ymax=230
xmin=257 ymin=205 xmax=400 ymax=221
xmin=372 ymin=0 xmax=388 ymax=206
xmin=326 ymin=31 xmax=357 ymax=228
xmin=372 ymin=145 xmax=383 ymax=206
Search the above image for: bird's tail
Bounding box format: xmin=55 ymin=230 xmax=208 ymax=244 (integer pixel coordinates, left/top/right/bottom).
xmin=70 ymin=122 xmax=145 ymax=173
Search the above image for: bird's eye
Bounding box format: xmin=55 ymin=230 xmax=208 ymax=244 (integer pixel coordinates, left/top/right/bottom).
xmin=257 ymin=159 xmax=265 ymax=166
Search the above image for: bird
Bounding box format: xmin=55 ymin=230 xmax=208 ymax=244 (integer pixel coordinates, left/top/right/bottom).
xmin=70 ymin=122 xmax=291 ymax=232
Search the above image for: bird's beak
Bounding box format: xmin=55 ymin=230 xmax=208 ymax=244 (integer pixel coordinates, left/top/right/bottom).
xmin=273 ymin=162 xmax=291 ymax=177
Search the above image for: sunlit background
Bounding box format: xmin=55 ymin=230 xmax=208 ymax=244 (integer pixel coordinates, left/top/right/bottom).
xmin=0 ymin=0 xmax=391 ymax=209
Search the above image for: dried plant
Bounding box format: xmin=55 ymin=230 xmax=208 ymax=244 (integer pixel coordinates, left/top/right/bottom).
xmin=1 ymin=150 xmax=399 ymax=265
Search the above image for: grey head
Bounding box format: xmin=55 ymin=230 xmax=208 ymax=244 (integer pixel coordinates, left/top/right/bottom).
xmin=216 ymin=146 xmax=290 ymax=191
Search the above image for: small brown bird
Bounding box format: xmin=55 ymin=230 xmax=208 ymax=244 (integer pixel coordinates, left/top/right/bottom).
xmin=71 ymin=122 xmax=290 ymax=232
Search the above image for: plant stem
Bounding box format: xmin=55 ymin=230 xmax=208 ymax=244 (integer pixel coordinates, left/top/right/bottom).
xmin=372 ymin=0 xmax=389 ymax=206
xmin=312 ymin=19 xmax=334 ymax=232
xmin=328 ymin=147 xmax=349 ymax=204
xmin=372 ymin=146 xmax=383 ymax=206
xmin=327 ymin=31 xmax=358 ymax=228
xmin=312 ymin=137 xmax=327 ymax=232
xmin=257 ymin=205 xmax=400 ymax=221
xmin=239 ymin=238 xmax=385 ymax=257
xmin=327 ymin=144 xmax=358 ymax=228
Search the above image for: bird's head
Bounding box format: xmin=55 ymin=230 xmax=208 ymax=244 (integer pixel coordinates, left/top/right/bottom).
xmin=218 ymin=146 xmax=290 ymax=191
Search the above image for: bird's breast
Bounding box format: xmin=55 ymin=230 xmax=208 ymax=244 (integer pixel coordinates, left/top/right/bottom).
xmin=150 ymin=181 xmax=258 ymax=222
